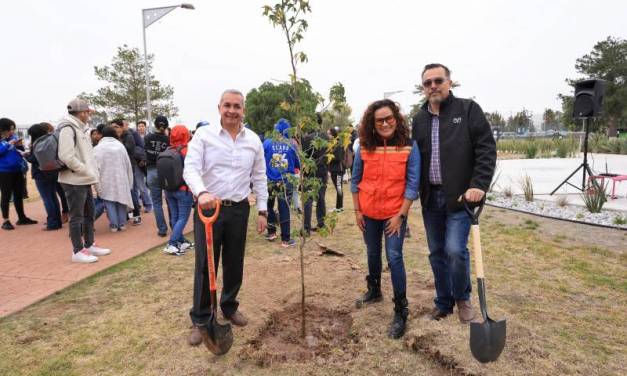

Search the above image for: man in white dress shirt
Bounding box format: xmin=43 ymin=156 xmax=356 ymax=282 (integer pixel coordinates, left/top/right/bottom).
xmin=183 ymin=89 xmax=269 ymax=346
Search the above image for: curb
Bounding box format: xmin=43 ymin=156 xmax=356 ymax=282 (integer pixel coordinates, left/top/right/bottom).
xmin=485 ymin=203 xmax=627 ymax=231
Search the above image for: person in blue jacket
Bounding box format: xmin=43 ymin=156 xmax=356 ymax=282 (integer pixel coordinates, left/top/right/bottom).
xmin=0 ymin=118 xmax=37 ymax=230
xmin=262 ymin=118 xmax=299 ymax=247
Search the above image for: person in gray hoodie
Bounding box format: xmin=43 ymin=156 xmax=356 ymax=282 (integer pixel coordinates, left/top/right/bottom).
xmin=57 ymin=98 xmax=111 ymax=263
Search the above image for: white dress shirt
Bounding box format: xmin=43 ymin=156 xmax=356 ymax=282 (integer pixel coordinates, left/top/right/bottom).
xmin=183 ymin=123 xmax=268 ymax=211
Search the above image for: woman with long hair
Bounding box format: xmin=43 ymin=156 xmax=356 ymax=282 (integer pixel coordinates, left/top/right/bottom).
xmin=350 ymin=99 xmax=420 ymax=339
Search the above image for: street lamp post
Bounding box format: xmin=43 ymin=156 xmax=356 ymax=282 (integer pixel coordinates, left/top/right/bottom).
xmin=142 ymin=3 xmax=194 ymax=131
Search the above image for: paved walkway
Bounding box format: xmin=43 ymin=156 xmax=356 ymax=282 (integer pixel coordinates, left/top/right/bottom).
xmin=0 ymin=199 xmax=192 ymax=318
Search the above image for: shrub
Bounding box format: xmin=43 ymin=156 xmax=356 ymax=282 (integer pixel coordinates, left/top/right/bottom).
xmin=518 ymin=174 xmax=534 ymax=202
xmin=555 ymin=139 xmax=570 ymax=158
xmin=555 ymin=195 xmax=570 ymax=207
xmin=524 ymin=141 xmax=538 ymax=159
xmin=613 ymin=215 xmax=626 ymax=225
xmin=581 ymin=181 xmax=607 ymax=213
xmin=503 ymin=186 xmax=513 ymax=198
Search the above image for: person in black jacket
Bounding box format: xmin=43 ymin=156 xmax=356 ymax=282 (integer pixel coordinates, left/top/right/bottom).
xmin=327 ymin=126 xmax=345 ymax=212
xmin=411 ymin=63 xmax=496 ymax=324
xmin=144 ymin=115 xmax=171 ymax=236
xmin=302 ymin=124 xmax=329 ymax=234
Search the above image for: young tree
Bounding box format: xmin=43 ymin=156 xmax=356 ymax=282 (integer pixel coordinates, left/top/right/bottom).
xmin=83 ymin=45 xmax=178 ymax=123
xmin=263 ymin=0 xmax=319 ymax=338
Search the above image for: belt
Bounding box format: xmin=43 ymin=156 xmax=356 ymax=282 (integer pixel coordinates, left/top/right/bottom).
xmin=430 ymin=184 xmax=443 ymax=190
xmin=220 ymin=199 xmax=248 ymax=207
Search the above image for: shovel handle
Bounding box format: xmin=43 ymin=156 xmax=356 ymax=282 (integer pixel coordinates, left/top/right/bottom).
xmin=471 ymin=224 xmax=485 ymax=279
xmin=198 ymin=202 xmax=221 ymax=294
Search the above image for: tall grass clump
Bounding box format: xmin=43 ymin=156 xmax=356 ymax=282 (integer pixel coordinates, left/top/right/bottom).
xmin=518 ymin=174 xmax=534 ymax=202
xmin=581 ymin=181 xmax=607 ymax=213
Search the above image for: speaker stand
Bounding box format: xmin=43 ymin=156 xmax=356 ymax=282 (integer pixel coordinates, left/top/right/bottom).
xmin=551 ymin=118 xmax=598 ymax=194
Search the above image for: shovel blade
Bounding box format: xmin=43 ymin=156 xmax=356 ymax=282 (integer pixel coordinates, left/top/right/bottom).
xmin=470 ymin=317 xmax=506 ymax=363
xmin=201 ymin=318 xmax=234 ymax=356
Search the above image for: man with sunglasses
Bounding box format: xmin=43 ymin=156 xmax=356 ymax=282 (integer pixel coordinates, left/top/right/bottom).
xmin=411 ymin=63 xmax=496 ymax=324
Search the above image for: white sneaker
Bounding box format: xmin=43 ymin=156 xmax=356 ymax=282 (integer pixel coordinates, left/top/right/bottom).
xmin=88 ymin=244 xmax=111 ymax=256
xmin=72 ymin=249 xmax=98 ymax=263
xmin=163 ymin=244 xmax=179 ymax=255
xmin=179 ymin=240 xmax=194 ymax=251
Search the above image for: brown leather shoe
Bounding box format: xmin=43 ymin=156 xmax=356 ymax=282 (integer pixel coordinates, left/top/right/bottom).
xmin=225 ymin=310 xmax=248 ymax=327
xmin=188 ymin=325 xmax=202 ymax=346
xmin=429 ymin=307 xmax=453 ymax=321
xmin=456 ymin=300 xmax=475 ymax=324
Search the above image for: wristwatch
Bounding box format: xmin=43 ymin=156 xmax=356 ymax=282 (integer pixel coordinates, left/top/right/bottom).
xmin=258 ymin=210 xmax=268 ymax=218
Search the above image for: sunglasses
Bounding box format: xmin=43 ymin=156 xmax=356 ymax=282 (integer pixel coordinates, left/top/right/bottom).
xmin=422 ymin=77 xmax=446 ymax=87
xmin=374 ymin=115 xmax=396 ymax=127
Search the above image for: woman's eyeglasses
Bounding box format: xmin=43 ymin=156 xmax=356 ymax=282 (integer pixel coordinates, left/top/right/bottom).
xmin=374 ymin=115 xmax=396 ymax=127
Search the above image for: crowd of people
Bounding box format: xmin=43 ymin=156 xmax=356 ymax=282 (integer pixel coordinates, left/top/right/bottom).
xmin=1 ymin=63 xmax=496 ymax=342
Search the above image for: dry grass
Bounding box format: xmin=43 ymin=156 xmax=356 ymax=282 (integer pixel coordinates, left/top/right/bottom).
xmin=0 ymin=189 xmax=625 ymax=376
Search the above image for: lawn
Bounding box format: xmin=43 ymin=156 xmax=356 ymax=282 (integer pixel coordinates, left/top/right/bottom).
xmin=1 ymin=190 xmax=625 ymax=375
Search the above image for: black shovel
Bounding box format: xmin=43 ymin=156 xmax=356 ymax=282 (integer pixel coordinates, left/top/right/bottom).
xmin=197 ymin=202 xmax=233 ymax=355
xmin=463 ymin=197 xmax=506 ymax=363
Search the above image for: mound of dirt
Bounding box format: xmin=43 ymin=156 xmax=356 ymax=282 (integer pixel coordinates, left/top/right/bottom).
xmin=241 ymin=303 xmax=357 ymax=366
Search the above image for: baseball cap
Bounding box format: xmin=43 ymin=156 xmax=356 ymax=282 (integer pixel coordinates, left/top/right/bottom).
xmin=67 ymin=98 xmax=92 ymax=112
xmin=155 ymin=115 xmax=169 ymax=128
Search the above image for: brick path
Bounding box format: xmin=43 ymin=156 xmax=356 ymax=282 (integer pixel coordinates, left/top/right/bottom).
xmin=0 ymin=198 xmax=192 ymax=318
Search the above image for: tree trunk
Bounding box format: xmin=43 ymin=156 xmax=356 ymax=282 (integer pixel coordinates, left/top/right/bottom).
xmin=607 ymin=116 xmax=618 ymax=137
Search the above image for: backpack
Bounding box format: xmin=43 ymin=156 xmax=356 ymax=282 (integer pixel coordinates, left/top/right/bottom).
xmin=32 ymin=123 xmax=76 ymax=172
xmin=156 ymin=146 xmax=184 ymax=191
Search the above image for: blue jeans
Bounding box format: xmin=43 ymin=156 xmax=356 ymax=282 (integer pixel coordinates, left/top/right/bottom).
xmin=165 ymin=190 xmax=193 ymax=246
xmin=94 ymin=196 xmax=105 ymax=220
xmin=35 ymin=179 xmax=62 ymax=229
xmin=422 ymin=187 xmax=472 ymax=313
xmin=304 ymin=177 xmax=326 ymax=230
xmin=103 ymin=199 xmax=128 ymax=228
xmin=134 ymin=167 xmax=152 ymax=211
xmin=147 ymin=167 xmax=168 ymax=234
xmin=363 ymin=215 xmax=407 ymax=296
xmin=267 ymin=181 xmax=293 ymax=242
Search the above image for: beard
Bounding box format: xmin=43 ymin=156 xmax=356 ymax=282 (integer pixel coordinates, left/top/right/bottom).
xmin=428 ymin=93 xmax=443 ymax=104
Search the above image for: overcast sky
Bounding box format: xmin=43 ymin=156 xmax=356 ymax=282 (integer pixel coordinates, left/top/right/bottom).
xmin=1 ymin=0 xmax=625 ymax=128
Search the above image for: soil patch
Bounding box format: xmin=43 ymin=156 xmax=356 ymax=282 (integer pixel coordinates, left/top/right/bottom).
xmin=406 ymin=333 xmax=479 ymax=376
xmin=241 ymin=303 xmax=357 ymax=366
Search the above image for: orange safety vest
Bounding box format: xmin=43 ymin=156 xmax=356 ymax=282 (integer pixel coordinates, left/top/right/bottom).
xmin=358 ymin=145 xmax=411 ymax=220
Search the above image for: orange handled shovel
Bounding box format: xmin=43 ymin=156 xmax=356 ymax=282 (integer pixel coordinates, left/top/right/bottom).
xmin=197 ymin=202 xmax=233 ymax=355
xmin=463 ymin=197 xmax=506 ymax=363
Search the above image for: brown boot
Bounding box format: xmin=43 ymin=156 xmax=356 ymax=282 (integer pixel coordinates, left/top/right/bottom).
xmin=429 ymin=307 xmax=453 ymax=321
xmin=225 ymin=310 xmax=248 ymax=327
xmin=188 ymin=325 xmax=202 ymax=346
xmin=456 ymin=300 xmax=475 ymax=324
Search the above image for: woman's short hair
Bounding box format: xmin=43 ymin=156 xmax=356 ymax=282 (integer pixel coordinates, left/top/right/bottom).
xmin=358 ymin=99 xmax=410 ymax=151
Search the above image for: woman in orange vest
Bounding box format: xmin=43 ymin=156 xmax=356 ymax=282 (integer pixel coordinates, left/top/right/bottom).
xmin=350 ymin=99 xmax=420 ymax=339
